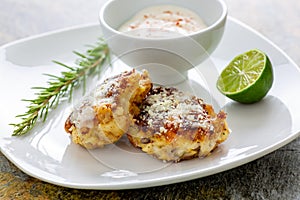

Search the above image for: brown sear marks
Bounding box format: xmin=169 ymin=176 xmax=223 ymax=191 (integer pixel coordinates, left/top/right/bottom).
xmin=64 ymin=116 xmax=74 ymax=134
xmin=80 ymin=127 xmax=90 ymax=135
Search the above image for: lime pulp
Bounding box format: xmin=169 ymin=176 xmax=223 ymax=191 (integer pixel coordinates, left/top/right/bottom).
xmin=217 ymin=49 xmax=274 ymax=104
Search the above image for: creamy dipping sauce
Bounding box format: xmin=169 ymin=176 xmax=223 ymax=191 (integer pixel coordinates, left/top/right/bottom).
xmin=118 ymin=5 xmax=207 ymax=38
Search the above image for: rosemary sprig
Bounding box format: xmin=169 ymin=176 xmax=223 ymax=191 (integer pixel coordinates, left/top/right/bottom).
xmin=10 ymin=38 xmax=110 ymax=136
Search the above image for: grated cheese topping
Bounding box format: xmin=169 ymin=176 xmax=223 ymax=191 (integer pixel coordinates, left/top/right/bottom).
xmin=135 ymin=87 xmax=211 ymax=134
xmin=70 ymin=71 xmax=134 ymax=133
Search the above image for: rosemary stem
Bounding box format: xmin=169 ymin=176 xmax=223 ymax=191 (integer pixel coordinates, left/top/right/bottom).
xmin=10 ymin=39 xmax=109 ymax=136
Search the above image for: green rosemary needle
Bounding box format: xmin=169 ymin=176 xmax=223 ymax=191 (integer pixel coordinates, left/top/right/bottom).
xmin=10 ymin=38 xmax=110 ymax=136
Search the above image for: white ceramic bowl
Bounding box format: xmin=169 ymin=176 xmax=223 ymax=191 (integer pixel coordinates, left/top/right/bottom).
xmin=99 ymin=0 xmax=227 ymax=81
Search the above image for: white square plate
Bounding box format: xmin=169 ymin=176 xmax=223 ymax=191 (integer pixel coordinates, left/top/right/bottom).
xmin=0 ymin=17 xmax=299 ymax=190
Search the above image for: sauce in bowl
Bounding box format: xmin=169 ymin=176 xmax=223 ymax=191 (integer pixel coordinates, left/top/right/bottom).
xmin=118 ymin=5 xmax=207 ymax=38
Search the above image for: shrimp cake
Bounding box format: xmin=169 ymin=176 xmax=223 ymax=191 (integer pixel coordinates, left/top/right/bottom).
xmin=127 ymin=87 xmax=229 ymax=162
xmin=65 ymin=69 xmax=152 ymax=149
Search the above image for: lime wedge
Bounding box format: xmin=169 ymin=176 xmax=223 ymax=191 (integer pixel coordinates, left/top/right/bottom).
xmin=217 ymin=49 xmax=274 ymax=104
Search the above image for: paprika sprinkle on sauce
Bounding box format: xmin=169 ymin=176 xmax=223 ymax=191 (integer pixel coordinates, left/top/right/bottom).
xmin=118 ymin=5 xmax=207 ymax=38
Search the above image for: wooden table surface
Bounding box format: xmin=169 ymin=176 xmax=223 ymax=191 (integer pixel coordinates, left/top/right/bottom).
xmin=0 ymin=0 xmax=299 ymax=199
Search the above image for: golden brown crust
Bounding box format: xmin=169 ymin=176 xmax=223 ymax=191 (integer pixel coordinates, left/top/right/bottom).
xmin=64 ymin=69 xmax=152 ymax=149
xmin=127 ymin=87 xmax=230 ymax=162
xmin=64 ymin=70 xmax=230 ymax=163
